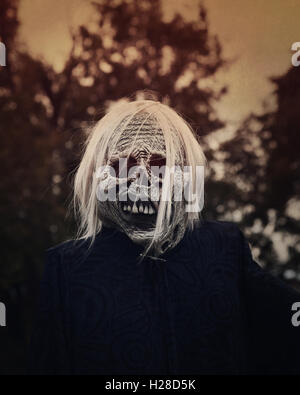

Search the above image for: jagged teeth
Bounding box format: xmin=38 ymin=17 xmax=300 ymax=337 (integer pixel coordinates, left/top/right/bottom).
xmin=121 ymin=202 xmax=156 ymax=215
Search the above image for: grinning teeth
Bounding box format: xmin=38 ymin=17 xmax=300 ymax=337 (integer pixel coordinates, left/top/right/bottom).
xmin=122 ymin=201 xmax=157 ymax=215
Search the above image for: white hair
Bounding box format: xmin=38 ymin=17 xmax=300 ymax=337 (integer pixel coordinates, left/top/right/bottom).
xmin=73 ymin=99 xmax=206 ymax=249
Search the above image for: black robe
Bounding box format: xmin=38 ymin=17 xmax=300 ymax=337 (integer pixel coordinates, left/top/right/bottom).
xmin=28 ymin=220 xmax=300 ymax=374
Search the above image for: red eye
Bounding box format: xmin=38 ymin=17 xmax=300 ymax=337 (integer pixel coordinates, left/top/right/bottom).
xmin=149 ymin=154 xmax=166 ymax=168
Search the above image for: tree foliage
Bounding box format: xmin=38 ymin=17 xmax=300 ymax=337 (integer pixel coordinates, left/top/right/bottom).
xmin=0 ymin=0 xmax=226 ymax=291
xmin=219 ymin=66 xmax=300 ymax=284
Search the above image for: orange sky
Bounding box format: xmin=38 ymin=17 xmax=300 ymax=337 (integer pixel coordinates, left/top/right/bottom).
xmin=19 ymin=0 xmax=300 ymax=129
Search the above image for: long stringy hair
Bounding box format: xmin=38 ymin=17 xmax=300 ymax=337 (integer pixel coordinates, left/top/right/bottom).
xmin=72 ymin=98 xmax=206 ymax=250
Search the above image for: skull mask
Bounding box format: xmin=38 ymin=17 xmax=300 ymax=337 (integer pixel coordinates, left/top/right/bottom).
xmin=96 ymin=111 xmax=187 ymax=257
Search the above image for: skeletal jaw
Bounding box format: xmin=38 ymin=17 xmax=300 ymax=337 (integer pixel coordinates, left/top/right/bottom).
xmin=120 ymin=200 xmax=156 ymax=215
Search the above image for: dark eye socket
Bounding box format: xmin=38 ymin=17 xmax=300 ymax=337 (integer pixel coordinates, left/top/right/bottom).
xmin=127 ymin=156 xmax=138 ymax=169
xmin=149 ymin=154 xmax=166 ymax=168
xmin=110 ymin=156 xmax=138 ymax=177
xmin=110 ymin=160 xmax=119 ymax=173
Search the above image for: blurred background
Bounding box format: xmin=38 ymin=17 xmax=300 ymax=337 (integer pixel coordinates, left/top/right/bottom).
xmin=0 ymin=0 xmax=299 ymax=374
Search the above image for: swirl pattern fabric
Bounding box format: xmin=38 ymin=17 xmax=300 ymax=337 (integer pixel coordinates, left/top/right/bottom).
xmin=28 ymin=220 xmax=300 ymax=375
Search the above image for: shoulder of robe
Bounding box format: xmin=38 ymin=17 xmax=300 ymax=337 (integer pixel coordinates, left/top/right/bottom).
xmin=194 ymin=219 xmax=242 ymax=242
xmin=178 ymin=219 xmax=244 ymax=264
xmin=45 ymin=236 xmax=93 ymax=267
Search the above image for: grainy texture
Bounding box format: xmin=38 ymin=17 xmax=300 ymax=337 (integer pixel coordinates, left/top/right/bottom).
xmin=28 ymin=220 xmax=300 ymax=375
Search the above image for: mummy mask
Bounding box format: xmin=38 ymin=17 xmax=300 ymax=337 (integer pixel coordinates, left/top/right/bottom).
xmin=96 ymin=112 xmax=187 ymax=257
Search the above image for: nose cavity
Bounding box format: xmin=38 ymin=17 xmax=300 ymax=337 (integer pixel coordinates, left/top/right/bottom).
xmin=128 ymin=179 xmax=151 ymax=203
xmin=127 ymin=163 xmax=152 ymax=203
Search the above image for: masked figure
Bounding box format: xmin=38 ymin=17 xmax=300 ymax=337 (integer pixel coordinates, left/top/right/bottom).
xmin=28 ymin=99 xmax=300 ymax=375
xmin=96 ymin=112 xmax=190 ymax=257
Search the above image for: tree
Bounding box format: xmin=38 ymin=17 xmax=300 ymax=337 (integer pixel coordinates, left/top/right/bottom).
xmin=219 ymin=66 xmax=300 ymax=287
xmin=0 ymin=0 xmax=227 ymax=372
